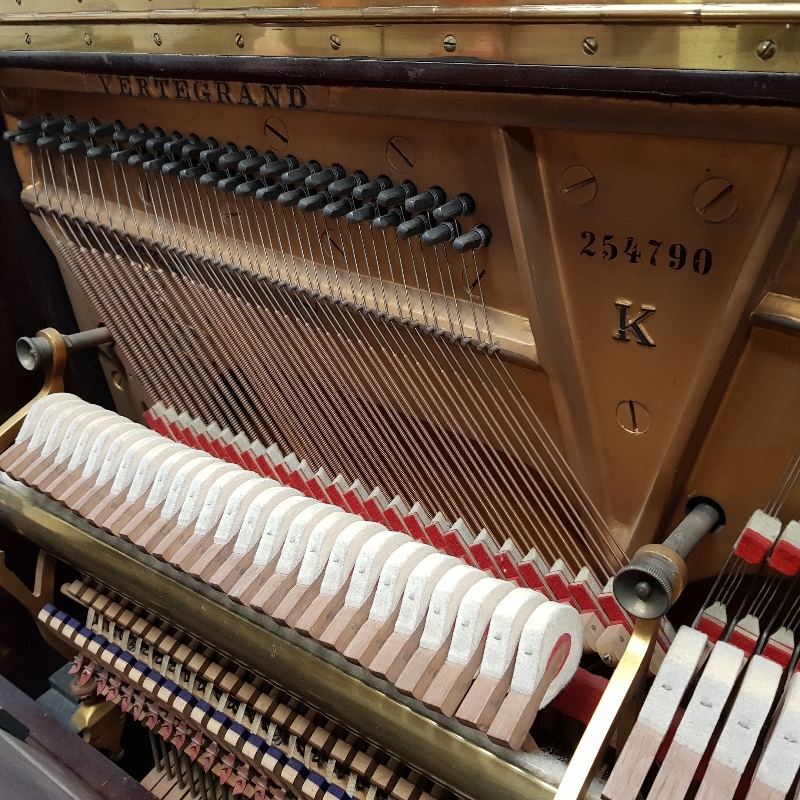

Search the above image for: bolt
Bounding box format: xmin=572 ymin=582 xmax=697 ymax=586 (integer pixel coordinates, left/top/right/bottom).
xmin=693 ymin=177 xmax=738 ymax=223
xmin=386 ymin=136 xmax=414 ymax=173
xmin=559 ymin=165 xmax=597 ymax=206
xmin=756 ymin=39 xmax=777 ymax=60
xmin=635 ymin=581 xmax=652 ymax=600
xmin=234 ymin=33 xmax=244 ymax=48
xmin=330 ymin=33 xmax=341 ymax=50
xmin=443 ymin=34 xmax=457 ymax=52
xmin=582 ymin=36 xmax=598 ymax=56
xmin=24 ymin=32 xmax=30 ymax=44
xmin=264 ymin=117 xmax=289 ymax=151
xmin=153 ymin=32 xmax=162 ymax=46
xmin=84 ymin=32 xmax=92 ymax=45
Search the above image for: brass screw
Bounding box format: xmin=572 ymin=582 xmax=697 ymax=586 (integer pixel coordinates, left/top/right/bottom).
xmin=443 ymin=34 xmax=457 ymax=52
xmin=264 ymin=117 xmax=289 ymax=151
xmin=756 ymin=39 xmax=777 ymax=60
xmin=330 ymin=34 xmax=341 ymax=50
xmin=24 ymin=32 xmax=30 ymax=44
xmin=84 ymin=32 xmax=92 ymax=45
xmin=582 ymin=36 xmax=598 ymax=56
xmin=386 ymin=136 xmax=414 ymax=173
xmin=234 ymin=33 xmax=244 ymax=48
xmin=559 ymin=165 xmax=597 ymax=206
xmin=693 ymin=177 xmax=738 ymax=223
xmin=153 ymin=32 xmax=162 ymax=46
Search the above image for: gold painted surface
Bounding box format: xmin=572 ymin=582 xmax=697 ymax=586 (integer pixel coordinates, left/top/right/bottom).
xmin=0 ymin=472 xmax=558 ymax=800
xmin=1 ymin=20 xmax=800 ymax=72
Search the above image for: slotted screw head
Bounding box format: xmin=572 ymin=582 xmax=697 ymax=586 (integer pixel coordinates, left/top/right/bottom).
xmin=235 ymin=33 xmax=244 ymax=48
xmin=443 ymin=34 xmax=457 ymax=52
xmin=386 ymin=136 xmax=414 ymax=173
xmin=693 ymin=177 xmax=738 ymax=223
xmin=84 ymin=32 xmax=92 ymax=45
xmin=24 ymin=32 xmax=31 ymax=44
xmin=582 ymin=36 xmax=598 ymax=56
xmin=153 ymin=32 xmax=162 ymax=46
xmin=330 ymin=34 xmax=341 ymax=50
xmin=756 ymin=39 xmax=777 ymax=60
xmin=559 ymin=165 xmax=597 ymax=206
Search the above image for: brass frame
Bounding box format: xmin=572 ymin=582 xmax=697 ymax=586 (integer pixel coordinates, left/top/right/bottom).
xmin=0 ymin=472 xmax=559 ymax=800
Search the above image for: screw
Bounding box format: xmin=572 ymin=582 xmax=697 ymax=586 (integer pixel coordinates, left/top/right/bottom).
xmin=153 ymin=32 xmax=162 ymax=46
xmin=582 ymin=36 xmax=598 ymax=56
xmin=386 ymin=136 xmax=414 ymax=173
xmin=602 ymin=653 xmax=615 ymax=666
xmin=234 ymin=33 xmax=244 ymax=48
xmin=616 ymin=400 xmax=651 ymax=434
xmin=24 ymin=32 xmax=30 ymax=44
xmin=635 ymin=581 xmax=652 ymax=600
xmin=559 ymin=165 xmax=597 ymax=206
xmin=693 ymin=177 xmax=738 ymax=222
xmin=756 ymin=39 xmax=777 ymax=60
xmin=264 ymin=117 xmax=289 ymax=151
xmin=443 ymin=34 xmax=457 ymax=52
xmin=330 ymin=33 xmax=341 ymax=50
xmin=84 ymin=32 xmax=92 ymax=45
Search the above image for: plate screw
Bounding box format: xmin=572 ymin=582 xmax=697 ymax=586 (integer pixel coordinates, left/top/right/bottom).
xmin=24 ymin=32 xmax=30 ymax=44
xmin=616 ymin=400 xmax=651 ymax=434
xmin=153 ymin=32 xmax=162 ymax=46
xmin=330 ymin=33 xmax=341 ymax=50
xmin=264 ymin=117 xmax=289 ymax=151
xmin=694 ymin=177 xmax=738 ymax=222
xmin=234 ymin=33 xmax=244 ymax=48
xmin=602 ymin=653 xmax=615 ymax=666
xmin=559 ymin=165 xmax=597 ymax=206
xmin=756 ymin=39 xmax=777 ymax=60
xmin=443 ymin=34 xmax=457 ymax=52
xmin=582 ymin=36 xmax=598 ymax=56
xmin=84 ymin=32 xmax=92 ymax=45
xmin=386 ymin=136 xmax=414 ymax=172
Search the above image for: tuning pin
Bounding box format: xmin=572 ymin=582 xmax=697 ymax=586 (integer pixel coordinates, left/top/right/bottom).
xmin=199 ymin=169 xmax=228 ymax=187
xmin=373 ymin=208 xmax=406 ymax=229
xmin=143 ymin=155 xmax=172 ymax=172
xmin=346 ymin=203 xmax=377 ymax=224
xmin=434 ymin=193 xmax=475 ymax=221
xmin=329 ymin=171 xmax=368 ymax=197
xmin=110 ymin=148 xmax=134 ymax=164
xmin=182 ymin=137 xmax=218 ymax=160
xmin=397 ymin=214 xmax=431 ymax=239
xmin=453 ymin=224 xmax=492 ymax=252
xmin=352 ymin=175 xmax=392 ymax=202
xmin=421 ymin=220 xmax=461 ymax=246
xmin=178 ymin=163 xmax=210 ymax=180
xmin=299 ymin=191 xmax=332 ymax=212
xmin=278 ymin=186 xmax=310 ymax=206
xmin=324 ymin=197 xmax=357 ymax=218
xmin=59 ymin=138 xmax=92 ymax=155
xmin=238 ymin=153 xmax=275 ymax=174
xmin=259 ymin=155 xmax=298 ymax=178
xmin=235 ymin=177 xmax=267 ymax=197
xmin=127 ymin=152 xmax=151 ymax=168
xmin=199 ymin=143 xmax=236 ymax=164
xmin=162 ymin=158 xmax=191 ymax=176
xmin=41 ymin=116 xmax=74 ymax=135
xmin=113 ymin=124 xmax=147 ymax=143
xmin=218 ymin=173 xmax=246 ymax=192
xmin=377 ymin=181 xmax=416 ymax=208
xmin=61 ymin=119 xmax=92 ymax=137
xmin=88 ymin=120 xmax=121 ymax=139
xmin=12 ymin=131 xmax=41 ymax=145
xmin=145 ymin=133 xmax=178 ymax=153
xmin=17 ymin=115 xmax=47 ymax=131
xmin=218 ymin=147 xmax=258 ymax=169
xmin=163 ymin=136 xmax=193 ymax=156
xmin=37 ymin=134 xmax=67 ymax=150
xmin=86 ymin=142 xmax=120 ymax=159
xmin=256 ymin=182 xmax=289 ymax=202
xmin=404 ymin=186 xmax=445 ymax=213
xmin=282 ymin=160 xmax=321 ymax=184
xmin=128 ymin=127 xmax=162 ymax=148
xmin=306 ymin=164 xmax=346 ymax=189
